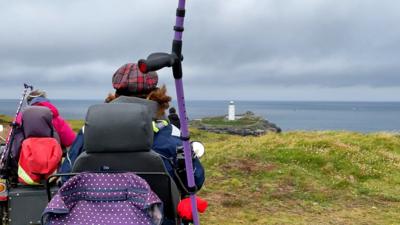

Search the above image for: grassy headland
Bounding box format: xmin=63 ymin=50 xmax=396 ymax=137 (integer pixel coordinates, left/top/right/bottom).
xmin=2 ymin=115 xmax=400 ymax=224
xmin=0 ymin=114 xmax=12 ymax=124
xmin=191 ymin=112 xmax=281 ymax=135
xmin=67 ymin=120 xmax=400 ymax=224
xmin=190 ymin=130 xmax=400 ymax=224
xmin=199 ymin=115 xmax=261 ymax=127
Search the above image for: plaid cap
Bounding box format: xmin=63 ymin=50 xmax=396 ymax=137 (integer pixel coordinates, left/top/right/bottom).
xmin=112 ymin=63 xmax=158 ymax=94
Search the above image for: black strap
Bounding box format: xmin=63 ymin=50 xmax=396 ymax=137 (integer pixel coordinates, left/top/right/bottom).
xmin=186 ymin=185 xmax=198 ymax=194
xmin=180 ymin=135 xmax=190 ymax=141
xmin=176 ymin=8 xmax=186 ymax=17
xmin=174 ymin=26 xmax=184 ymax=32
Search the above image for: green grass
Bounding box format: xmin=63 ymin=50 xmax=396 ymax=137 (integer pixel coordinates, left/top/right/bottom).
xmin=201 ymin=116 xmax=261 ymax=126
xmin=0 ymin=114 xmax=12 ymax=124
xmin=67 ymin=120 xmax=85 ymax=132
xmin=191 ymin=130 xmax=400 ymax=224
xmin=0 ymin=114 xmax=83 ymax=133
xmin=6 ymin=115 xmax=400 ymax=224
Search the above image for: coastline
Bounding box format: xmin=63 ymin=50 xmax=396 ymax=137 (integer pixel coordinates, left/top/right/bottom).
xmin=1 ymin=100 xmax=400 ymax=131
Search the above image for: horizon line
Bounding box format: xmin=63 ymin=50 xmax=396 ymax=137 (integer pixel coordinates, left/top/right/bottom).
xmin=0 ymin=98 xmax=400 ymax=103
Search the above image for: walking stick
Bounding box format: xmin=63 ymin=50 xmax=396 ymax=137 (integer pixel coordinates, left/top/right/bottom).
xmin=137 ymin=0 xmax=201 ymax=224
xmin=0 ymin=83 xmax=33 ymax=176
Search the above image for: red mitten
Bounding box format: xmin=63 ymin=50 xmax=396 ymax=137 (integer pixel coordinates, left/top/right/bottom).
xmin=177 ymin=197 xmax=208 ymax=221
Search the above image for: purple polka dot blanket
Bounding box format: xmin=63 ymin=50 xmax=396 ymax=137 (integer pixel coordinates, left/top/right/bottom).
xmin=42 ymin=172 xmax=163 ymax=225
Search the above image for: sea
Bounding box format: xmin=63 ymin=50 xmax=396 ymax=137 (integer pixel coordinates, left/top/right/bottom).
xmin=0 ymin=99 xmax=399 ymax=132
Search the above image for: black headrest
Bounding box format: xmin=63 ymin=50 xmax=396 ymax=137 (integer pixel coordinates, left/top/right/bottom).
xmin=22 ymin=106 xmax=53 ymax=138
xmin=84 ymin=103 xmax=153 ymax=153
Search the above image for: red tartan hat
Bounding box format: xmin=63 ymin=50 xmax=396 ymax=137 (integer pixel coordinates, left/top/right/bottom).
xmin=112 ymin=63 xmax=158 ymax=94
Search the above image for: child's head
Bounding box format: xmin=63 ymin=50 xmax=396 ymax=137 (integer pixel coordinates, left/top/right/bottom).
xmin=169 ymin=107 xmax=176 ymax=114
xmin=27 ymin=89 xmax=47 ymax=105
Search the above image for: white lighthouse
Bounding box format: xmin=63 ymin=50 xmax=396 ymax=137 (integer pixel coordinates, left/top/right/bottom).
xmin=228 ymin=101 xmax=235 ymax=121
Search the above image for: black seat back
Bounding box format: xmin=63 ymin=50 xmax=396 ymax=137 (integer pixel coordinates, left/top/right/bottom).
xmin=72 ymin=103 xmax=179 ymax=221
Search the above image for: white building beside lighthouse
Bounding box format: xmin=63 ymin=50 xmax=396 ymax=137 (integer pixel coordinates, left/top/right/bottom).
xmin=228 ymin=101 xmax=235 ymax=121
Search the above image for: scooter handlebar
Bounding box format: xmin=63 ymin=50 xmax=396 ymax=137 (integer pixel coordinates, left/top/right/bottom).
xmin=138 ymin=52 xmax=177 ymax=73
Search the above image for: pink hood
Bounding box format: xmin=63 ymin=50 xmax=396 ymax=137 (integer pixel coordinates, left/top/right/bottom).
xmin=35 ymin=101 xmax=59 ymax=118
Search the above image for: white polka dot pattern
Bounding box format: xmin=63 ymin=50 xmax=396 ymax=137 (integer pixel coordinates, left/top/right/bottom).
xmin=42 ymin=172 xmax=163 ymax=225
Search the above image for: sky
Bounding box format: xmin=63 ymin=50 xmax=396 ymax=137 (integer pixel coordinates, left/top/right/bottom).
xmin=0 ymin=0 xmax=399 ymax=101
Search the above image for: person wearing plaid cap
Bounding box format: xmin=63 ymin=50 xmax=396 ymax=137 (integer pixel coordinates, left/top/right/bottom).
xmin=61 ymin=63 xmax=205 ymax=224
xmin=61 ymin=63 xmax=205 ymax=196
xmin=106 ymin=63 xmax=171 ymax=120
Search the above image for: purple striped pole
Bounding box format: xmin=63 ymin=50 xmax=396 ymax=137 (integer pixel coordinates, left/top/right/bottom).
xmin=173 ymin=1 xmax=201 ymax=224
xmin=137 ymin=0 xmax=201 ymax=223
xmin=174 ymin=1 xmax=185 ymax=40
xmin=175 ymin=80 xmax=200 ymax=225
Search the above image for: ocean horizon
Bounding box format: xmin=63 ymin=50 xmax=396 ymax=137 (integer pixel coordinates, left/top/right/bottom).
xmin=0 ymin=99 xmax=399 ymax=132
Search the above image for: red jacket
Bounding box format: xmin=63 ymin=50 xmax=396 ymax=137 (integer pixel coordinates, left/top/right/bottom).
xmin=18 ymin=137 xmax=62 ymax=185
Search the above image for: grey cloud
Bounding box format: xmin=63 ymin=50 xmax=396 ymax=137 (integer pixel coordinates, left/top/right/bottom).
xmin=0 ymin=0 xmax=400 ymax=100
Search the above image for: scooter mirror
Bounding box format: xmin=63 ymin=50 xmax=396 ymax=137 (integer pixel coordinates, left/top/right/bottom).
xmin=191 ymin=141 xmax=205 ymax=158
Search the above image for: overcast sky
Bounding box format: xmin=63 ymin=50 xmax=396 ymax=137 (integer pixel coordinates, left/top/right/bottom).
xmin=0 ymin=0 xmax=399 ymax=101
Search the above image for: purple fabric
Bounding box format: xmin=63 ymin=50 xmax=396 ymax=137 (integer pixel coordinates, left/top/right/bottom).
xmin=9 ymin=126 xmax=24 ymax=167
xmin=43 ymin=172 xmax=162 ymax=225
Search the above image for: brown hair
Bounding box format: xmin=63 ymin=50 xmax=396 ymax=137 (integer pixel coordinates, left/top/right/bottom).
xmin=105 ymin=85 xmax=171 ymax=119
